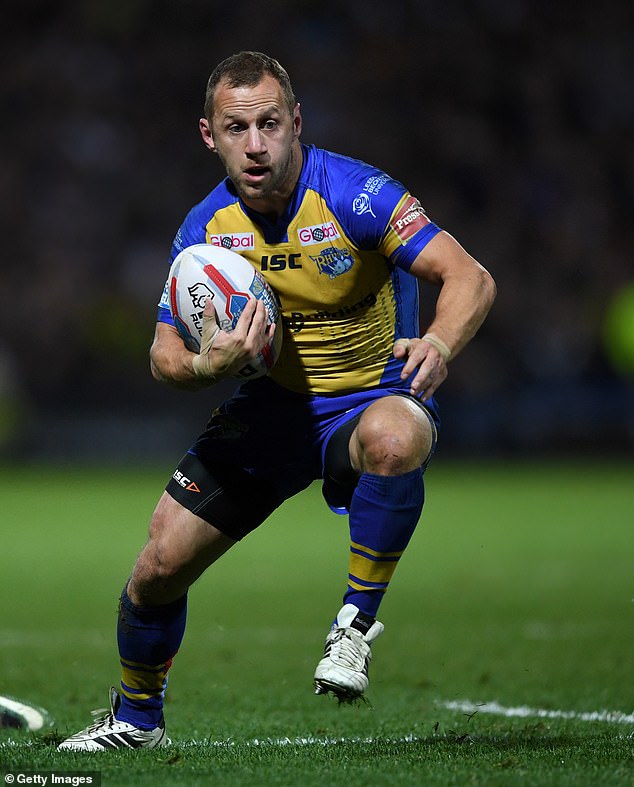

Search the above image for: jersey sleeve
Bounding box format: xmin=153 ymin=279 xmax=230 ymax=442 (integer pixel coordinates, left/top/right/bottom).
xmin=380 ymin=193 xmax=441 ymax=270
xmin=324 ymin=153 xmax=441 ymax=270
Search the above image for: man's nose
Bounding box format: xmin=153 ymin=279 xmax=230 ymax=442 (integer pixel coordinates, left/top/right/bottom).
xmin=245 ymin=126 xmax=266 ymax=155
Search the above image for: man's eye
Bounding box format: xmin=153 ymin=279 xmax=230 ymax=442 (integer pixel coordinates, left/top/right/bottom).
xmin=262 ymin=120 xmax=277 ymax=130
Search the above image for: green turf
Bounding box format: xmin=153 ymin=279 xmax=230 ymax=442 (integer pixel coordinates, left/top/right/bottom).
xmin=1 ymin=461 xmax=632 ymax=786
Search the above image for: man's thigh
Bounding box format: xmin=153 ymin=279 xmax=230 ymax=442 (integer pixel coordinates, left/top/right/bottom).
xmin=166 ymin=380 xmax=322 ymax=539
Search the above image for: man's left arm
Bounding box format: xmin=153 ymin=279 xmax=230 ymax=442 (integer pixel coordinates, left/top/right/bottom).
xmin=394 ymin=230 xmax=497 ymax=400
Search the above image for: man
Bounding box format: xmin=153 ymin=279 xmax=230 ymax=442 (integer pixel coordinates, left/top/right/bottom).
xmin=59 ymin=51 xmax=495 ymax=751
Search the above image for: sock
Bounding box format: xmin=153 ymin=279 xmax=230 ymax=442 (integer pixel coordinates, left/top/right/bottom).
xmin=344 ymin=469 xmax=425 ymax=619
xmin=116 ymin=587 xmax=187 ymax=729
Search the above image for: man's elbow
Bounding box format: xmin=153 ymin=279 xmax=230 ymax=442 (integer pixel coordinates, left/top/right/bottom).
xmin=149 ymin=340 xmax=165 ymax=383
xmin=149 ymin=356 xmax=163 ymax=383
xmin=478 ymin=265 xmax=497 ymax=313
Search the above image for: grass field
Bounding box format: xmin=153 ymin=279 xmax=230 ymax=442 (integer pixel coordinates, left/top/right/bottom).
xmin=0 ymin=460 xmax=632 ymax=786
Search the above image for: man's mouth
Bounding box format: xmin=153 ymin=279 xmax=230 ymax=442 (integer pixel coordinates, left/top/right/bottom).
xmin=244 ymin=165 xmax=270 ymax=183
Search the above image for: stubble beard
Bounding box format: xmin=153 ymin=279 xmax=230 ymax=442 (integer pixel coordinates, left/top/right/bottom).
xmin=225 ymin=144 xmax=299 ymax=209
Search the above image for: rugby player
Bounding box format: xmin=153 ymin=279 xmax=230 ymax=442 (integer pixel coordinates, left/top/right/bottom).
xmin=59 ymin=51 xmax=495 ymax=751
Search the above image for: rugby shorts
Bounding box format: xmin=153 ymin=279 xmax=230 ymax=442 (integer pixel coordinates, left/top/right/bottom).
xmin=165 ymin=376 xmax=439 ymax=540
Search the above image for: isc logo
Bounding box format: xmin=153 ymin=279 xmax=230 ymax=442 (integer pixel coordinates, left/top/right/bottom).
xmin=260 ymin=253 xmax=302 ymax=271
xmin=172 ymin=470 xmax=201 ymax=492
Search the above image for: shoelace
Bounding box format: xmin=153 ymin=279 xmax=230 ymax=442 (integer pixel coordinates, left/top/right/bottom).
xmin=82 ymin=706 xmax=115 ymax=733
xmin=326 ymin=628 xmax=369 ymax=670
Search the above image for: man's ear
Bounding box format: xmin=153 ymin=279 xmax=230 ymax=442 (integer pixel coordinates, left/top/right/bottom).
xmin=293 ymin=103 xmax=302 ymax=140
xmin=199 ymin=118 xmax=216 ymax=152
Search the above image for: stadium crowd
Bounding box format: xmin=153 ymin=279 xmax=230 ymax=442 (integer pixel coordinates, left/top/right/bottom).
xmin=2 ymin=0 xmax=632 ymax=457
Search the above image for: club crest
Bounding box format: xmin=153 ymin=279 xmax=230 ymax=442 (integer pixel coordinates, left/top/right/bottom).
xmin=309 ymin=246 xmax=355 ymax=279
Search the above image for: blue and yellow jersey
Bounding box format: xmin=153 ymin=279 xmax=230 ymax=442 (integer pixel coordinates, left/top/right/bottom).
xmin=158 ymin=144 xmax=441 ymax=395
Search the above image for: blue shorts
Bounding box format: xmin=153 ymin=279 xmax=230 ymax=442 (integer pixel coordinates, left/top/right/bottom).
xmin=165 ymin=376 xmax=439 ymax=539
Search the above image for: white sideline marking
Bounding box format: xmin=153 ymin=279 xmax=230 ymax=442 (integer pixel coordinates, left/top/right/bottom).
xmin=187 ymin=734 xmax=423 ymax=748
xmin=1 ymin=698 xmax=631 ymax=751
xmin=172 ymin=700 xmax=634 ymax=747
xmin=441 ymin=699 xmax=634 ymax=725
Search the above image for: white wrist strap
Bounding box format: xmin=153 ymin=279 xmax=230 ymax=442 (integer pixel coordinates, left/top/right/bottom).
xmin=192 ymin=324 xmax=221 ymax=379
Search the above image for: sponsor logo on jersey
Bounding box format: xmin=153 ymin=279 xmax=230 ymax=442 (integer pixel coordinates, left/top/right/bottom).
xmin=362 ymin=174 xmax=389 ymax=195
xmin=283 ymin=292 xmax=377 ymax=333
xmin=260 ymin=253 xmax=302 ymax=271
xmin=297 ymin=221 xmax=340 ymax=246
xmin=309 ymin=246 xmax=355 ymax=279
xmin=352 ymin=192 xmax=376 ymax=217
xmin=390 ymin=196 xmax=430 ymax=243
xmin=351 ymin=173 xmax=389 ymax=217
xmin=209 ymin=232 xmax=256 ymax=250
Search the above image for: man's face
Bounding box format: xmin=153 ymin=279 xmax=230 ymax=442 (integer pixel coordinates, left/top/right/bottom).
xmin=201 ymin=74 xmax=302 ymax=215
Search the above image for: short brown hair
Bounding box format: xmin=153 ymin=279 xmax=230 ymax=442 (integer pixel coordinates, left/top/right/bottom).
xmin=204 ymin=51 xmax=296 ymax=120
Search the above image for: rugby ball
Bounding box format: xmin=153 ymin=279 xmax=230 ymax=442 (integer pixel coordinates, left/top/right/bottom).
xmin=168 ymin=243 xmax=282 ymax=379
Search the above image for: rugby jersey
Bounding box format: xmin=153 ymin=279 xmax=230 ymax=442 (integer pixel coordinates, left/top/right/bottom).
xmin=158 ymin=144 xmax=441 ymax=395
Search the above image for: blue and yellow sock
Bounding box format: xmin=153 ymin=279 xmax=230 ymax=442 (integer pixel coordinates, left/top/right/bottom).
xmin=344 ymin=469 xmax=425 ymax=619
xmin=116 ymin=587 xmax=187 ymax=729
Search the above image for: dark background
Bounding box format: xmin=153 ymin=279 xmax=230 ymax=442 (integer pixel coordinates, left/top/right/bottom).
xmin=2 ymin=0 xmax=632 ymax=462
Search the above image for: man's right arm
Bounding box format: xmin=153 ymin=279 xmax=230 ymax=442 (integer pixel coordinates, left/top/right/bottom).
xmin=150 ymin=299 xmax=274 ymax=390
xmin=150 ymin=321 xmax=209 ymax=390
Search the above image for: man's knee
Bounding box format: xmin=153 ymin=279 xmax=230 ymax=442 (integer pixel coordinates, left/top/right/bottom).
xmin=128 ymin=493 xmax=234 ymax=605
xmin=127 ymin=521 xmax=179 ymax=605
xmin=351 ymin=397 xmax=434 ymax=476
xmin=137 ymin=496 xmax=187 ymax=577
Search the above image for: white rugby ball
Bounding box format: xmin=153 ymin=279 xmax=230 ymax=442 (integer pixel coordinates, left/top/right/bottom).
xmin=168 ymin=243 xmax=282 ymax=379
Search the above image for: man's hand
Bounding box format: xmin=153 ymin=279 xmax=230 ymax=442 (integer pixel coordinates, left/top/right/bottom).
xmin=393 ymin=336 xmax=449 ymax=400
xmin=192 ymin=298 xmax=274 ymax=381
